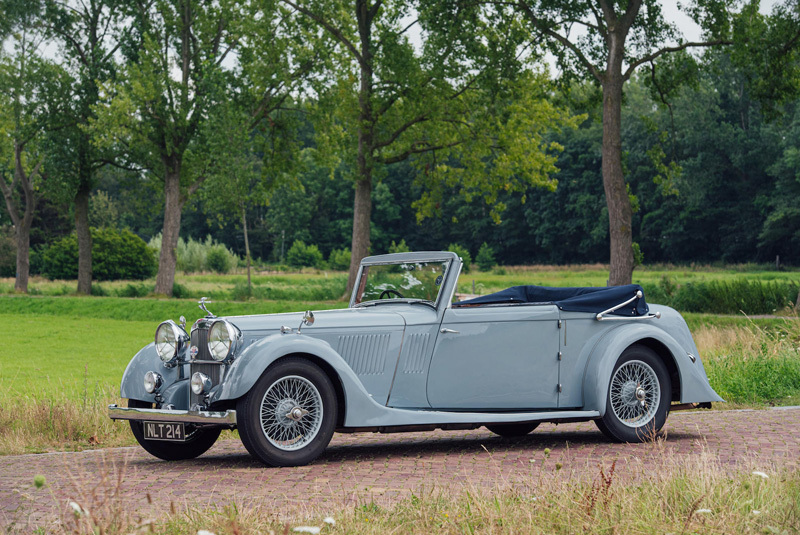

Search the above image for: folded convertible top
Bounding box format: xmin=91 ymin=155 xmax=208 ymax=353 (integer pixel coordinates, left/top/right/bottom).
xmin=454 ymin=284 xmax=649 ymax=316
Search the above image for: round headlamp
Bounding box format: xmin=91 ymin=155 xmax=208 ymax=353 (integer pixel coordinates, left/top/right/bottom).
xmin=207 ymin=320 xmax=242 ymax=362
xmin=155 ymin=320 xmax=189 ymax=363
xmin=191 ymin=372 xmax=211 ymax=395
xmin=143 ymin=371 xmax=162 ymax=393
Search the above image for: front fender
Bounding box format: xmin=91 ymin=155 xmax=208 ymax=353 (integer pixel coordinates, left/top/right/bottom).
xmin=582 ymin=312 xmax=723 ymax=416
xmin=120 ymin=343 xmax=180 ymax=402
xmin=211 ymin=333 xmax=393 ymax=427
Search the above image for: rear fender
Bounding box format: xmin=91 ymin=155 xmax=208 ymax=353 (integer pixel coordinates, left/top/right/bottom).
xmin=582 ymin=322 xmax=723 ymax=416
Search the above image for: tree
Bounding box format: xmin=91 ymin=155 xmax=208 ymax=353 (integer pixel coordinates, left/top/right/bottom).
xmin=285 ymin=0 xmax=575 ymax=292
xmin=0 ymin=8 xmax=71 ymax=292
xmin=91 ymin=0 xmax=242 ymax=296
xmin=43 ymin=0 xmax=126 ymax=294
xmin=508 ymin=0 xmax=733 ymax=285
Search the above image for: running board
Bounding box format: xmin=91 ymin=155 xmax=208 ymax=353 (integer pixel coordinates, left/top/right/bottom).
xmin=341 ymin=409 xmax=600 ymax=432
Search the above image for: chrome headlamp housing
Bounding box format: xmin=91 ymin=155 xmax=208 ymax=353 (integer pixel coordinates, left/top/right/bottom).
xmin=143 ymin=371 xmax=163 ymax=393
xmin=155 ymin=320 xmax=190 ymax=365
xmin=207 ymin=319 xmax=242 ymax=362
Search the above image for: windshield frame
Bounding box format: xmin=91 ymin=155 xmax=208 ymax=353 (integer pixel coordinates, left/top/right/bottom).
xmin=349 ymin=252 xmax=459 ymax=310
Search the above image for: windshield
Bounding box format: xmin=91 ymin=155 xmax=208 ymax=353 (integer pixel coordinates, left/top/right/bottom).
xmin=353 ymin=260 xmax=450 ymax=306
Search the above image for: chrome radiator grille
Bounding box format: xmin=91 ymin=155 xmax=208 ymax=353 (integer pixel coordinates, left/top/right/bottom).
xmin=191 ymin=327 xmax=210 ymax=361
xmin=189 ymin=324 xmax=221 ymax=408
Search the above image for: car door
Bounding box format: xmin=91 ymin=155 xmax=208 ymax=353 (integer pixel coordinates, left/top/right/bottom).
xmin=426 ymin=304 xmax=561 ymax=409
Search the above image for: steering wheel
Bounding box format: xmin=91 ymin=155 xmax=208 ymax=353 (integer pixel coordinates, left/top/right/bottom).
xmin=379 ymin=289 xmax=404 ymax=299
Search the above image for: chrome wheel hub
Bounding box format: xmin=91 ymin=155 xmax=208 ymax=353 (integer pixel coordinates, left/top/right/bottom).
xmin=259 ymin=376 xmax=323 ymax=451
xmin=609 ymin=360 xmax=660 ymax=428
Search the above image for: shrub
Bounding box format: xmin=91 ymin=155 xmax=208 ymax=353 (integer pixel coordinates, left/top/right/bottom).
xmin=206 ymin=245 xmax=235 ymax=274
xmin=286 ymin=240 xmax=323 ymax=268
xmin=328 ymin=248 xmax=351 ymax=271
xmin=447 ymin=243 xmax=472 ymax=273
xmin=117 ymin=283 xmax=152 ymax=298
xmin=149 ymin=234 xmax=239 ymax=273
xmin=641 ymin=278 xmax=799 ymax=315
xmin=41 ymin=228 xmax=156 ymax=281
xmin=475 ymin=242 xmax=496 ymax=271
xmin=92 ymin=228 xmax=157 ymax=281
xmin=388 ymin=239 xmax=410 ymax=254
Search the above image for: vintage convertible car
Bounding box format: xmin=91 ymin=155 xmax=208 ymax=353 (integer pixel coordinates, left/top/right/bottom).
xmin=109 ymin=251 xmax=722 ymax=466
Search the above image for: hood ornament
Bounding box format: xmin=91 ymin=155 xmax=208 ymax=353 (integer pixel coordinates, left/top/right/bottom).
xmin=198 ymin=297 xmax=216 ymax=318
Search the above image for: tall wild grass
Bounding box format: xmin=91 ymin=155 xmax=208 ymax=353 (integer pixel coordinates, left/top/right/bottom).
xmin=25 ymin=446 xmax=800 ymax=534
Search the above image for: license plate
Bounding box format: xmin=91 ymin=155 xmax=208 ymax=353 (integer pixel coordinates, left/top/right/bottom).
xmin=143 ymin=421 xmax=186 ymax=442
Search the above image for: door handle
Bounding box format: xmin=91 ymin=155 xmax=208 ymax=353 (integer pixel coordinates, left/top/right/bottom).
xmin=440 ymin=328 xmax=459 ymax=334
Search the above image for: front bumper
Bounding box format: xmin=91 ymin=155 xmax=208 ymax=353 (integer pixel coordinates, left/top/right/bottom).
xmin=108 ymin=404 xmax=237 ymax=426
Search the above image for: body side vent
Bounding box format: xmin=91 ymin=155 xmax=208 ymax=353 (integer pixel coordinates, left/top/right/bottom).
xmin=337 ymin=334 xmax=390 ymax=375
xmin=402 ymin=333 xmax=430 ymax=374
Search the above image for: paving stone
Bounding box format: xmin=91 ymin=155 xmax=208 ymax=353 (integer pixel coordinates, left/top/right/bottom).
xmin=1 ymin=407 xmax=799 ymax=531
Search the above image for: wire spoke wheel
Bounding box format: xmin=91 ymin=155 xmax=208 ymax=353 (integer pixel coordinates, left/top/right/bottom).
xmin=609 ymin=359 xmax=660 ymax=428
xmin=259 ymin=375 xmax=324 ymax=451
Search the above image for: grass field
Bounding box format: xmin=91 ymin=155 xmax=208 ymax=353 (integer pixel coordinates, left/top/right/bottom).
xmin=2 ymin=264 xmax=800 ymax=455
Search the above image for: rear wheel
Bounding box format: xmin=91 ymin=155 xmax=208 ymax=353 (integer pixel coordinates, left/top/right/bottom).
xmin=236 ymin=358 xmax=337 ymax=467
xmin=595 ymin=345 xmax=671 ymax=443
xmin=127 ymin=399 xmax=221 ymax=461
xmin=485 ymin=422 xmax=539 ymax=437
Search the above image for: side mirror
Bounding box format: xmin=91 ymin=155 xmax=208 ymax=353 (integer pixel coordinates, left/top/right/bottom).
xmin=297 ymin=310 xmax=314 ymax=333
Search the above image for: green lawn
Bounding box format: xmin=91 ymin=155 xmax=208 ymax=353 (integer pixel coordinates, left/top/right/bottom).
xmin=0 ymin=314 xmax=153 ymax=401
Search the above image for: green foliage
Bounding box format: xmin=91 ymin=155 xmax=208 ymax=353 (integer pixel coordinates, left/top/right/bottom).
xmin=327 ymin=248 xmax=351 ymax=271
xmin=206 ymin=245 xmax=235 ymax=274
xmin=643 ymin=278 xmax=799 ymax=315
xmin=42 ymin=228 xmax=156 ymax=281
xmin=447 ymin=243 xmax=472 ymax=273
xmin=88 ymin=191 xmax=120 ymax=229
xmin=475 ymin=243 xmax=497 ymax=271
xmin=148 ymin=234 xmax=239 ymax=274
xmin=632 ymin=242 xmax=644 ymax=268
xmin=286 ymin=240 xmax=323 ymax=268
xmin=0 ymin=230 xmax=15 ymax=277
xmin=388 ymin=239 xmax=410 ymax=254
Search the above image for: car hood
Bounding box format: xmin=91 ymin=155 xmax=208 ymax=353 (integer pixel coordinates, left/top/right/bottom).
xmin=221 ymin=307 xmax=406 ymax=335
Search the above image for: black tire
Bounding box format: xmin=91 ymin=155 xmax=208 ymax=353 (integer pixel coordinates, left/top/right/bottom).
xmin=236 ymin=357 xmax=337 ymax=467
xmin=485 ymin=422 xmax=539 ymax=437
xmin=127 ymin=399 xmax=221 ymax=461
xmin=594 ymin=345 xmax=671 ymax=443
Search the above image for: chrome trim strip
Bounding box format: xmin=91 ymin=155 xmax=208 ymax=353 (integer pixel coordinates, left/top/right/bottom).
xmin=596 ymin=312 xmax=661 ymax=321
xmin=108 ymin=404 xmax=237 ymax=425
xmin=595 ymin=290 xmax=661 ymax=321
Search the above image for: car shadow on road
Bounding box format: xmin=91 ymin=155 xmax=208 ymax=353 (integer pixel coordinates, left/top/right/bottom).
xmin=136 ymin=427 xmax=700 ymax=469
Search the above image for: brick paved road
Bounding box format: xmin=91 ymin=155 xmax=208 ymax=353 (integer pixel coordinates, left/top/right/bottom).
xmin=2 ymin=407 xmax=799 ymax=531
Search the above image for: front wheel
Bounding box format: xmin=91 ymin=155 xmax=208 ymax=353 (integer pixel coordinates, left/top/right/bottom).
xmin=127 ymin=400 xmax=221 ymax=461
xmin=594 ymin=345 xmax=671 ymax=443
xmin=236 ymin=358 xmax=337 ymax=467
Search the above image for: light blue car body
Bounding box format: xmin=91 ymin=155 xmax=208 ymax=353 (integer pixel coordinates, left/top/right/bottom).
xmin=119 ymin=251 xmax=722 ymax=430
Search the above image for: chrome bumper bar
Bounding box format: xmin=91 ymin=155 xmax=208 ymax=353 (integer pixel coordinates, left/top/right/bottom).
xmin=108 ymin=404 xmax=237 ymax=426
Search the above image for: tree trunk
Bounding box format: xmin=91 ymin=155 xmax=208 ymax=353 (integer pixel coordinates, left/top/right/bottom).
xmin=346 ymin=0 xmax=375 ymax=294
xmin=241 ymin=205 xmax=251 ymax=293
xmin=74 ymin=183 xmax=92 ymax=294
xmin=14 ymin=225 xmax=30 ymax=293
xmin=601 ymin=41 xmax=634 ymax=286
xmin=2 ymin=144 xmax=37 ymax=293
xmin=154 ymin=158 xmax=184 ymax=296
xmin=347 ymin=178 xmax=373 ymax=292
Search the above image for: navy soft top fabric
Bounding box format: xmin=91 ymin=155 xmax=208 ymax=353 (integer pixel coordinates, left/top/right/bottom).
xmin=454 ymin=284 xmax=649 ymax=316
